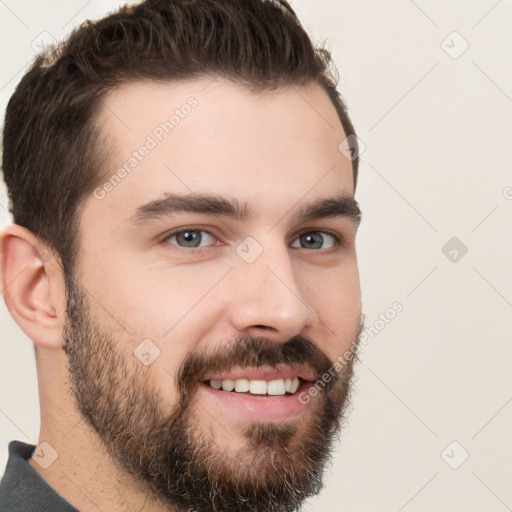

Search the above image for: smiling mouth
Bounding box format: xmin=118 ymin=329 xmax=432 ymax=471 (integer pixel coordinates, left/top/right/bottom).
xmin=202 ymin=377 xmax=307 ymax=397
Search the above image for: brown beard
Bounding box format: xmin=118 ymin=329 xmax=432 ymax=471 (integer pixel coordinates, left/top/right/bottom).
xmin=62 ymin=275 xmax=362 ymax=512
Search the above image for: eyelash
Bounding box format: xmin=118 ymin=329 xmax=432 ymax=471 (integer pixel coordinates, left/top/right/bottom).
xmin=160 ymin=226 xmax=345 ymax=254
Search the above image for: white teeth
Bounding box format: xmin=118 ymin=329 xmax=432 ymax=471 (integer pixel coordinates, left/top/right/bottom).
xmin=221 ymin=379 xmax=235 ymax=391
xmin=267 ymin=379 xmax=286 ymax=395
xmin=210 ymin=379 xmax=222 ymax=390
xmin=234 ymin=379 xmax=250 ymax=392
xmin=210 ymin=377 xmax=302 ymax=395
xmin=289 ymin=377 xmax=300 ymax=394
xmin=249 ymin=380 xmax=267 ymax=395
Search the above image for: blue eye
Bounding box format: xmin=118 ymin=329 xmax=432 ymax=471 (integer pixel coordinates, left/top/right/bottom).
xmin=163 ymin=228 xmax=342 ymax=252
xmin=290 ymin=231 xmax=338 ymax=250
xmin=166 ymin=229 xmax=215 ymax=248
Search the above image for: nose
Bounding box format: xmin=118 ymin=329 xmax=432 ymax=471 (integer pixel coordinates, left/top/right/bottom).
xmin=227 ymin=242 xmax=319 ymax=341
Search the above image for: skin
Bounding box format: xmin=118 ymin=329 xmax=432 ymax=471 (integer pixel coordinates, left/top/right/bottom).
xmin=0 ymin=77 xmax=361 ymax=511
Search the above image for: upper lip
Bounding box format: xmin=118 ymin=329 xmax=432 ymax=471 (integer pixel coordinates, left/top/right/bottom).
xmin=203 ymin=365 xmax=317 ymax=382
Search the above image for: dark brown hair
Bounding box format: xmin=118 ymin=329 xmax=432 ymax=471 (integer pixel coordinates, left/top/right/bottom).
xmin=2 ymin=0 xmax=359 ymax=275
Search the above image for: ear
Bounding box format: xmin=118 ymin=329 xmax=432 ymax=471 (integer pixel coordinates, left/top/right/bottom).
xmin=1 ymin=224 xmax=66 ymax=350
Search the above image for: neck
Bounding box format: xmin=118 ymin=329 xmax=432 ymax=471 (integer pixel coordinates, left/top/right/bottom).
xmin=30 ymin=348 xmax=179 ymax=512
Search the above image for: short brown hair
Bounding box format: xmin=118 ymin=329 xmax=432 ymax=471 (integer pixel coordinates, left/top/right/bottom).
xmin=2 ymin=0 xmax=359 ymax=275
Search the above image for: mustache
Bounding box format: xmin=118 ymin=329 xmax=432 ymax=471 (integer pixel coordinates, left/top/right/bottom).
xmin=176 ymin=334 xmax=339 ymax=398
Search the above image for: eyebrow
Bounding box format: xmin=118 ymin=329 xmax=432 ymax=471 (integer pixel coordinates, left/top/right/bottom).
xmin=126 ymin=192 xmax=362 ymax=227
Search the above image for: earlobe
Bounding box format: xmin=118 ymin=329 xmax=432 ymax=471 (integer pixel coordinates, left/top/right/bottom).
xmin=1 ymin=224 xmax=64 ymax=350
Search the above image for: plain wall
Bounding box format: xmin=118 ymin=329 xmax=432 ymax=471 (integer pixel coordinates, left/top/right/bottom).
xmin=1 ymin=1 xmax=511 ymax=510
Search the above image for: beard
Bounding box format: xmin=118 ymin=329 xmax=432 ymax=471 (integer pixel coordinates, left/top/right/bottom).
xmin=61 ymin=274 xmax=362 ymax=512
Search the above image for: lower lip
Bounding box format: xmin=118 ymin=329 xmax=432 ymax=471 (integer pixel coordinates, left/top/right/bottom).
xmin=197 ymin=381 xmax=315 ymax=422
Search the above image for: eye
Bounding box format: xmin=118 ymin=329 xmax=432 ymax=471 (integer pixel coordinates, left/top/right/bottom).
xmin=290 ymin=231 xmax=341 ymax=250
xmin=162 ymin=228 xmax=343 ymax=252
xmin=165 ymin=229 xmax=216 ymax=249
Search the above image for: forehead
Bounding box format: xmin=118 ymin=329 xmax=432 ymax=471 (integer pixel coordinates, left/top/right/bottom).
xmin=85 ymin=77 xmax=353 ymax=227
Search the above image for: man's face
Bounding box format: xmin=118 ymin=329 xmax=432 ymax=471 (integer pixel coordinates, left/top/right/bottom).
xmin=63 ymin=78 xmax=362 ymax=511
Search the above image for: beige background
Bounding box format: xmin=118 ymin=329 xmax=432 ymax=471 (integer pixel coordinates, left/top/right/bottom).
xmin=1 ymin=1 xmax=511 ymax=510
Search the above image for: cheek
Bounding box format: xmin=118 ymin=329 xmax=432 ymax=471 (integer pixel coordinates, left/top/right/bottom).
xmin=303 ymin=261 xmax=361 ymax=348
xmin=83 ymin=251 xmax=223 ymax=338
